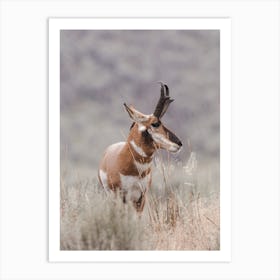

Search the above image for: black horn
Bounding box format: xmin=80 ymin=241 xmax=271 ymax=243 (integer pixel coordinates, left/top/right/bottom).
xmin=153 ymin=82 xmax=174 ymax=118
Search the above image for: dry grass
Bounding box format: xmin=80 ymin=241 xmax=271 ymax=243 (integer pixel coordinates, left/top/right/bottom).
xmin=60 ymin=153 xmax=220 ymax=250
xmin=147 ymin=191 xmax=219 ymax=250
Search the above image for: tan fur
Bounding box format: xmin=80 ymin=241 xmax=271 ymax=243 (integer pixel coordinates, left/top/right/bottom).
xmin=99 ymin=124 xmax=153 ymax=190
xmin=98 ymin=89 xmax=182 ymax=211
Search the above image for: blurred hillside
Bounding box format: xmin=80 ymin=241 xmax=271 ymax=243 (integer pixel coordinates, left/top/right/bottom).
xmin=60 ymin=30 xmax=220 ymax=181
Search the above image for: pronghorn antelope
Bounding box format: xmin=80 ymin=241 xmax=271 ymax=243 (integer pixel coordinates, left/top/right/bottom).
xmin=98 ymin=83 xmax=182 ymax=211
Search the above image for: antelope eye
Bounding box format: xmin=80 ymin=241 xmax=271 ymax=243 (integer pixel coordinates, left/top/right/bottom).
xmin=151 ymin=122 xmax=161 ymax=128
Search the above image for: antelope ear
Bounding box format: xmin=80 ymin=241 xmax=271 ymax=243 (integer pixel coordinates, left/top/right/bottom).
xmin=123 ymin=103 xmax=150 ymax=123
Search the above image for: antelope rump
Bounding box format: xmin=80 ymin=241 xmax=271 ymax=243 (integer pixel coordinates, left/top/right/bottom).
xmin=98 ymin=83 xmax=182 ymax=211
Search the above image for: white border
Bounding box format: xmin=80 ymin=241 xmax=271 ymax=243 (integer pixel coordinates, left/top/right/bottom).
xmin=49 ymin=18 xmax=231 ymax=262
xmin=1 ymin=1 xmax=279 ymax=279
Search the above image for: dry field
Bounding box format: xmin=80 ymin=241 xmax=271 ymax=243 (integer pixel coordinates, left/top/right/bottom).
xmin=60 ymin=153 xmax=220 ymax=250
xmin=60 ymin=30 xmax=220 ymax=251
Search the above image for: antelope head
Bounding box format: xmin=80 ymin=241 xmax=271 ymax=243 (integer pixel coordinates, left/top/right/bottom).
xmin=124 ymin=83 xmax=182 ymax=153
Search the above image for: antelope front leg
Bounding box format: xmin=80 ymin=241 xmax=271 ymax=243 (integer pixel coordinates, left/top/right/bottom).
xmin=133 ymin=191 xmax=146 ymax=212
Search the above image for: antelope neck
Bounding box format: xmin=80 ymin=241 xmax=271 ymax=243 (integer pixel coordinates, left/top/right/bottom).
xmin=127 ymin=140 xmax=154 ymax=163
xmin=129 ymin=140 xmax=148 ymax=157
xmin=126 ymin=127 xmax=155 ymax=163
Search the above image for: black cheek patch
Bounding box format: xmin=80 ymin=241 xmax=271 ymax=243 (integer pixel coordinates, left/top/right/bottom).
xmin=142 ymin=129 xmax=153 ymax=145
xmin=141 ymin=129 xmax=149 ymax=138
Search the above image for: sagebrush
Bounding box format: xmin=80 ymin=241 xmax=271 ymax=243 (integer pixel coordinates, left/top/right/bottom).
xmin=60 ymin=153 xmax=220 ymax=250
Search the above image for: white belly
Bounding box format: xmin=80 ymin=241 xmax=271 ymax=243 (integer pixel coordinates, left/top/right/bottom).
xmin=98 ymin=169 xmax=110 ymax=192
xmin=120 ymin=173 xmax=151 ymax=201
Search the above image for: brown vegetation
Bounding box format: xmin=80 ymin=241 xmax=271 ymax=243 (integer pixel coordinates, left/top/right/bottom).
xmin=60 ymin=154 xmax=220 ymax=250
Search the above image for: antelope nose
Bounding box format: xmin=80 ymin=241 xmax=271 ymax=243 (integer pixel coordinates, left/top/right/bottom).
xmin=178 ymin=141 xmax=182 ymax=147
